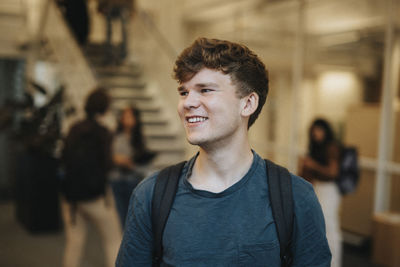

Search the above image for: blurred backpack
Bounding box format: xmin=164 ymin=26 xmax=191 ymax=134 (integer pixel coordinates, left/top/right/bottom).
xmin=336 ymin=146 xmax=359 ymax=195
xmin=62 ymin=121 xmax=108 ymax=202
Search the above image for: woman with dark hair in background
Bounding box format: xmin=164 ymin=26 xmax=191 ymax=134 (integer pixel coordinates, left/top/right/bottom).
xmin=110 ymin=106 xmax=155 ymax=228
xmin=301 ymin=118 xmax=342 ymax=267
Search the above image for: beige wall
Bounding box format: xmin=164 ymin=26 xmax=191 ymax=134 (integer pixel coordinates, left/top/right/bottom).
xmin=315 ymin=70 xmax=363 ymax=128
xmin=341 ymin=105 xmax=400 ymax=236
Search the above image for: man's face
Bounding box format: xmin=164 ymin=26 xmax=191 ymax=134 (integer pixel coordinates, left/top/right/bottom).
xmin=177 ymin=68 xmax=246 ymax=148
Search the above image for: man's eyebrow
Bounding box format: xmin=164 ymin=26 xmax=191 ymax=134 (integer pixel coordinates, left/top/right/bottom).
xmin=178 ymin=83 xmax=219 ymax=92
xmin=195 ymin=83 xmax=219 ymax=88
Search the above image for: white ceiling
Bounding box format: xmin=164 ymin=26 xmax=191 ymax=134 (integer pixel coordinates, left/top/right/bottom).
xmin=183 ymin=0 xmax=396 ymax=34
xmin=181 ymin=0 xmax=398 ymax=71
xmin=1 ymin=0 xmax=398 ymax=71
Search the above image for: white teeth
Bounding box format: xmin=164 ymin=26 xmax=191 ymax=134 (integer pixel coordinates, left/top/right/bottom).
xmin=188 ymin=117 xmax=207 ymax=123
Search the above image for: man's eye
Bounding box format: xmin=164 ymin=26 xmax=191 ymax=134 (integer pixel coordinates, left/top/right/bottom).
xmin=179 ymin=91 xmax=188 ymax=96
xmin=201 ymin=89 xmax=212 ymax=93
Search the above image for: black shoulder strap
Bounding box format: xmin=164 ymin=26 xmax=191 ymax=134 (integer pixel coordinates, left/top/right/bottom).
xmin=151 ymin=161 xmax=186 ymax=267
xmin=265 ymin=159 xmax=294 ymax=267
xmin=151 ymin=159 xmax=293 ymax=267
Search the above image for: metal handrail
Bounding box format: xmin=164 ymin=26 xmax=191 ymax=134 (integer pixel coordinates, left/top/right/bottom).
xmin=41 ymin=0 xmax=97 ymax=131
xmin=137 ymin=10 xmax=178 ymax=61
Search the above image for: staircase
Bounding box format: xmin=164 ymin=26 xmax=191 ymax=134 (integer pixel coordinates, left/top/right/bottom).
xmin=0 ymin=0 xmax=186 ymax=171
xmin=83 ymin=43 xmax=186 ymax=171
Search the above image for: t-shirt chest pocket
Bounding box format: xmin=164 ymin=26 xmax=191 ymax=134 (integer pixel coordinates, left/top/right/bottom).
xmin=238 ymin=240 xmax=280 ymax=267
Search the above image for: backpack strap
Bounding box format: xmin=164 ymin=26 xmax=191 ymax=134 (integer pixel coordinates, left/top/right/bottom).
xmin=265 ymin=159 xmax=294 ymax=267
xmin=151 ymin=159 xmax=294 ymax=267
xmin=151 ymin=161 xmax=186 ymax=267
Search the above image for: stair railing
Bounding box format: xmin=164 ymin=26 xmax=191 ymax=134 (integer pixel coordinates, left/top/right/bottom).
xmin=40 ymin=0 xmax=98 ymax=132
xmin=126 ymin=8 xmax=184 ymax=137
xmin=137 ymin=10 xmax=178 ymax=61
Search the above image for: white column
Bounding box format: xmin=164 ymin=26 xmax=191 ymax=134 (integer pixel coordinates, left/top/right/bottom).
xmin=374 ymin=0 xmax=400 ymax=213
xmin=287 ymin=0 xmax=305 ymax=172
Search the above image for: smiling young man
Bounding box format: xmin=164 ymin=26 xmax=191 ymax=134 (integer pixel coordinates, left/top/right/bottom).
xmin=116 ymin=38 xmax=331 ymax=266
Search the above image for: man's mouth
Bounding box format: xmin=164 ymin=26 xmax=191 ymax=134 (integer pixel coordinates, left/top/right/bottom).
xmin=186 ymin=116 xmax=208 ymax=123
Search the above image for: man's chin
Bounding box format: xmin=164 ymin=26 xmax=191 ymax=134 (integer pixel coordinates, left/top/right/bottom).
xmin=186 ymin=136 xmax=207 ymax=146
xmin=187 ymin=138 xmax=218 ymax=152
xmin=187 ymin=138 xmax=201 ymax=146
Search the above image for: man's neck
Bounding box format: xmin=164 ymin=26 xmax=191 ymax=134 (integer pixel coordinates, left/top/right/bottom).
xmin=188 ymin=139 xmax=254 ymax=193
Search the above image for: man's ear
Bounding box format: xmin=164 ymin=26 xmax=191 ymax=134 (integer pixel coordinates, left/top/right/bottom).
xmin=241 ymin=92 xmax=259 ymax=117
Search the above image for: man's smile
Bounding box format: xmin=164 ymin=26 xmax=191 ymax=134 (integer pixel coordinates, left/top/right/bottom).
xmin=186 ymin=116 xmax=208 ymax=123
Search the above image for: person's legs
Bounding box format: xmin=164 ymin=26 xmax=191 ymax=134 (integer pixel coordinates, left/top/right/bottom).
xmin=62 ymin=200 xmax=87 ymax=267
xmin=121 ymin=177 xmax=140 ymax=226
xmin=80 ymin=190 xmax=122 ymax=267
xmin=315 ymin=182 xmax=342 ymax=267
xmin=110 ymin=180 xmax=127 ymax=227
xmin=105 ymin=12 xmax=114 ymax=64
xmin=111 ymin=177 xmax=140 ymax=228
xmin=119 ymin=9 xmax=129 ymax=60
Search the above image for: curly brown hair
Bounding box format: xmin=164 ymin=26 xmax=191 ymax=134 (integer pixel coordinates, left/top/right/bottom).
xmin=173 ymin=37 xmax=269 ymax=128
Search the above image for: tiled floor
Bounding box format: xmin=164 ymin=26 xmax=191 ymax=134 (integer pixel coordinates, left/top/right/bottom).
xmin=0 ymin=201 xmax=382 ymax=267
xmin=342 ymin=242 xmax=382 ymax=267
xmin=0 ymin=202 xmax=106 ymax=267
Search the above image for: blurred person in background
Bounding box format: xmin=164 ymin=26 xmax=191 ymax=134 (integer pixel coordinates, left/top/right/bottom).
xmin=61 ymin=87 xmax=121 ymax=267
xmin=109 ymin=106 xmax=155 ymax=228
xmin=97 ymin=0 xmax=135 ymax=65
xmin=300 ymin=118 xmax=342 ymax=267
xmin=58 ymin=0 xmax=90 ymax=45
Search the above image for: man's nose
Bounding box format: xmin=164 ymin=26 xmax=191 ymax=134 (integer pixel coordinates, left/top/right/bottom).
xmin=183 ymin=91 xmax=200 ymax=109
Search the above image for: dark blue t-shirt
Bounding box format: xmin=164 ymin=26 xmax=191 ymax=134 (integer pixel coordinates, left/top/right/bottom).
xmin=117 ymin=152 xmax=331 ymax=266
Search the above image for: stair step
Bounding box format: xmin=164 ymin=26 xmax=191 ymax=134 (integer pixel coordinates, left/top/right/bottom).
xmin=109 ymin=99 xmax=155 ymax=114
xmin=99 ymin=77 xmax=145 ymax=89
xmin=109 ymin=87 xmax=148 ymax=95
xmin=143 ymin=125 xmax=172 ymax=135
xmin=84 ymin=43 xmax=109 ymax=53
xmin=103 ymin=82 xmax=146 ymax=90
xmin=141 ymin=116 xmax=168 ymax=126
xmin=145 ymin=129 xmax=181 ymax=140
xmin=147 ymin=139 xmax=185 ymax=153
xmin=152 ymin=153 xmax=186 ymax=169
xmin=111 ymin=101 xmax=161 ymax=113
xmin=109 ymin=89 xmax=152 ymax=101
xmin=95 ymin=66 xmax=141 ymax=78
xmin=135 ymin=102 xmax=161 ymax=113
xmin=110 ymin=94 xmax=152 ymax=101
xmin=151 ymin=149 xmax=185 ymax=160
xmin=88 ymin=56 xmax=132 ymax=67
xmin=84 ymin=44 xmax=117 ymax=57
